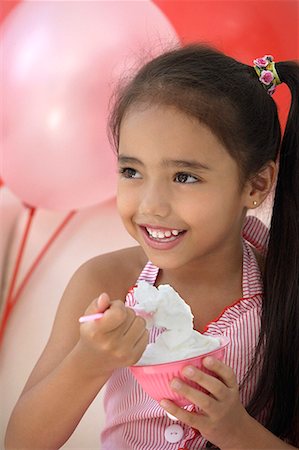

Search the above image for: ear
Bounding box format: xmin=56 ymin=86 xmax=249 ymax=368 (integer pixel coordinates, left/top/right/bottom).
xmin=244 ymin=160 xmax=278 ymax=210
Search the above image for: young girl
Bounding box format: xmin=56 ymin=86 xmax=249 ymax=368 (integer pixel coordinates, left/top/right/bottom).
xmin=5 ymin=44 xmax=299 ymax=449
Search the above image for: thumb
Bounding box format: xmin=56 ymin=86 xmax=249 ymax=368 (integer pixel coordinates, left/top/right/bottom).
xmin=84 ymin=292 xmax=111 ymax=315
xmin=96 ymin=292 xmax=111 ymax=312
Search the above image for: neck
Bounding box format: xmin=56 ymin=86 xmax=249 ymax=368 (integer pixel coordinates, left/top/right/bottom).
xmin=158 ymin=237 xmax=244 ymax=295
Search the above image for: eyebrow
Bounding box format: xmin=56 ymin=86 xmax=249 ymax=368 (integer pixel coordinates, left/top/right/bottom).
xmin=117 ymin=155 xmax=211 ymax=171
xmin=164 ymin=159 xmax=211 ymax=171
xmin=118 ymin=156 xmax=143 ymax=166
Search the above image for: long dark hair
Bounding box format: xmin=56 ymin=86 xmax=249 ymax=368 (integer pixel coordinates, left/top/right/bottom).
xmin=108 ymin=43 xmax=299 ymax=444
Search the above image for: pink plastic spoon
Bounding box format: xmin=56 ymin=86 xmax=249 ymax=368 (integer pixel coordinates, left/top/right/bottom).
xmin=79 ymin=307 xmax=152 ymax=323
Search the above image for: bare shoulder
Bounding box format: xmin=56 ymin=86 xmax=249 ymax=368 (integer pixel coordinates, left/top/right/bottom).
xmin=55 ymin=245 xmax=147 ymax=330
xmin=72 ymin=245 xmax=147 ymax=302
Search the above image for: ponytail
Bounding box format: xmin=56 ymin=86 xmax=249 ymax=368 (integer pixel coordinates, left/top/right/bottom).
xmin=247 ymin=61 xmax=299 ymax=444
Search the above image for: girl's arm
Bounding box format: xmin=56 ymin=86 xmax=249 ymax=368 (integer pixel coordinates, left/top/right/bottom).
xmin=5 ymin=341 xmax=111 ymax=450
xmin=160 ymin=357 xmax=297 ymax=449
xmin=5 ymin=252 xmax=147 ymax=450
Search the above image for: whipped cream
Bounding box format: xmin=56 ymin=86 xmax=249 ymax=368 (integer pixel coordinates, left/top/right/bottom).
xmin=133 ymin=280 xmax=220 ymax=365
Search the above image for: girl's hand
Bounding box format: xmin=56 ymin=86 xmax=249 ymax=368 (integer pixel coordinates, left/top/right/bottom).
xmin=160 ymin=357 xmax=251 ymax=449
xmin=77 ymin=293 xmax=149 ymax=377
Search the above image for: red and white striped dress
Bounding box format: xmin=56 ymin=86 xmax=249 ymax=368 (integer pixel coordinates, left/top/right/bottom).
xmin=101 ymin=216 xmax=269 ymax=449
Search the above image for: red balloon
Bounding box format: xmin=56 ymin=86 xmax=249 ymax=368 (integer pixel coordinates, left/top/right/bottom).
xmin=154 ymin=0 xmax=298 ymax=129
xmin=0 ymin=1 xmax=20 ymax=23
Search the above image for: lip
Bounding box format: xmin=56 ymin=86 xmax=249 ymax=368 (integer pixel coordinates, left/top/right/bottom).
xmin=139 ymin=225 xmax=186 ymax=250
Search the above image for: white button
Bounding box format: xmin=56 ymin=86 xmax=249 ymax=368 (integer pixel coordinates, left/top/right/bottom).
xmin=164 ymin=424 xmax=184 ymax=443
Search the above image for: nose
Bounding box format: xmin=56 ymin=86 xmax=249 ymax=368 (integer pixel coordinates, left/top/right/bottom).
xmin=139 ymin=181 xmax=171 ymax=218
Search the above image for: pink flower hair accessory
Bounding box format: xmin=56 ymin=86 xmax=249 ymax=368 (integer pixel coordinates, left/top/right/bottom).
xmin=253 ymin=54 xmax=281 ymax=95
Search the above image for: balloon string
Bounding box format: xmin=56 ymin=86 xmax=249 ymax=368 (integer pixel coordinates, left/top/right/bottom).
xmin=4 ymin=206 xmax=36 ymax=306
xmin=13 ymin=210 xmax=77 ymax=303
xmin=0 ymin=205 xmax=36 ymax=343
xmin=0 ymin=209 xmax=77 ymax=345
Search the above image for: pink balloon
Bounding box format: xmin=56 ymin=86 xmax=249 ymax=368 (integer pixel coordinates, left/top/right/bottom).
xmin=1 ymin=1 xmax=177 ymax=210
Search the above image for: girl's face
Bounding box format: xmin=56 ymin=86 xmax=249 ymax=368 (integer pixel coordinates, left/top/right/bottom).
xmin=117 ymin=104 xmax=249 ymax=270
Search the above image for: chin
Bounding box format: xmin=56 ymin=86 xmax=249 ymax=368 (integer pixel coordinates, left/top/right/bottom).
xmin=144 ymin=251 xmax=188 ymax=270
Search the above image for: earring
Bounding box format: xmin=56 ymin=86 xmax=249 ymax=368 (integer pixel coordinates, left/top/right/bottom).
xmin=253 ymin=200 xmax=258 ymax=207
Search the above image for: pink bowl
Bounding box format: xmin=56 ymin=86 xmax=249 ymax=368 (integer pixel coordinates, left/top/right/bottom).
xmin=130 ymin=335 xmax=229 ymax=407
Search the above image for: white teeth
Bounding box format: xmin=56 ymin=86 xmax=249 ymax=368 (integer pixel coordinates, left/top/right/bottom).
xmin=145 ymin=227 xmax=182 ymax=240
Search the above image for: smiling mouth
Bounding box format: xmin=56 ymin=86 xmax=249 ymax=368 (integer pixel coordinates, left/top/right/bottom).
xmin=143 ymin=226 xmax=186 ymax=242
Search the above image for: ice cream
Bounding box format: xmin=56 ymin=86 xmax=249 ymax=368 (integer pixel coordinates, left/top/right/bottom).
xmin=133 ymin=280 xmax=221 ymax=365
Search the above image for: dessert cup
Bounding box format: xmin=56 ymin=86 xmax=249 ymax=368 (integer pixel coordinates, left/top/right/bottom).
xmin=130 ymin=335 xmax=229 ymax=407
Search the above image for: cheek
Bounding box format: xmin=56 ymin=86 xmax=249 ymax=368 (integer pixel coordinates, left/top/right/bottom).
xmin=178 ymin=192 xmax=220 ymax=219
xmin=116 ymin=186 xmax=137 ymax=220
xmin=116 ymin=195 xmax=128 ymax=221
xmin=179 ymin=189 xmax=239 ymax=228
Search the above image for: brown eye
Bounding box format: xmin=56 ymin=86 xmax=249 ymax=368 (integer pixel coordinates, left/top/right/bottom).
xmin=119 ymin=167 xmax=141 ymax=179
xmin=174 ymin=172 xmax=198 ymax=183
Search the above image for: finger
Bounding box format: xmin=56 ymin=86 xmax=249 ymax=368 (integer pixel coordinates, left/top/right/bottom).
xmin=160 ymin=399 xmax=208 ymax=430
xmin=82 ymin=300 xmax=127 ymax=334
xmin=134 ymin=328 xmax=149 ymax=349
xmin=203 ymin=357 xmax=238 ymax=389
xmin=122 ymin=315 xmax=148 ymax=346
xmin=170 ymin=378 xmax=217 ymax=414
xmin=107 ymin=308 xmax=146 ymax=337
xmin=131 ymin=329 xmax=149 ymax=363
xmin=122 ymin=308 xmax=140 ymax=335
xmin=100 ymin=300 xmax=127 ymax=332
xmin=123 ymin=312 xmax=146 ymax=336
xmin=97 ymin=292 xmax=111 ymax=312
xmin=107 ymin=327 xmax=148 ymax=368
xmin=182 ymin=366 xmax=227 ymax=401
xmin=83 ymin=292 xmax=111 ymax=316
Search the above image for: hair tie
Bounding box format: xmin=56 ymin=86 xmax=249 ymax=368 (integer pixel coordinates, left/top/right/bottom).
xmin=253 ymin=55 xmax=281 ymax=96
